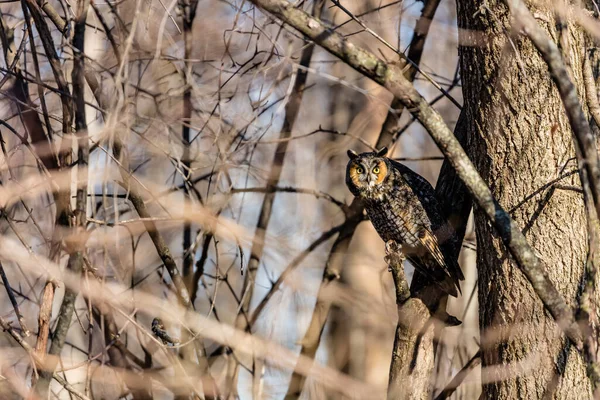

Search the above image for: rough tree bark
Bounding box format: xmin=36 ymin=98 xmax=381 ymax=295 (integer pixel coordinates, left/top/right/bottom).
xmin=457 ymin=0 xmax=594 ymax=397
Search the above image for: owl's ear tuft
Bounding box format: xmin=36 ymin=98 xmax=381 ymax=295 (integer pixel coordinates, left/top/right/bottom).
xmin=376 ymin=147 xmax=388 ymax=157
xmin=347 ymin=149 xmax=359 ymax=159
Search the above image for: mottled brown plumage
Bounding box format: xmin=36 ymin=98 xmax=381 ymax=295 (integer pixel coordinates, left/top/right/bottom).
xmin=345 ymin=147 xmax=464 ymax=296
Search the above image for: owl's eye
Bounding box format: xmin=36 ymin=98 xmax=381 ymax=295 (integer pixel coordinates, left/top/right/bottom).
xmin=373 ymin=166 xmax=380 ymax=174
xmin=356 ymin=166 xmax=364 ymax=174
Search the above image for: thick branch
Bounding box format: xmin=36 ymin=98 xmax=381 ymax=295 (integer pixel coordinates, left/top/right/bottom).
xmin=386 ymin=247 xmax=434 ymax=400
xmin=34 ymin=282 xmax=55 ymax=361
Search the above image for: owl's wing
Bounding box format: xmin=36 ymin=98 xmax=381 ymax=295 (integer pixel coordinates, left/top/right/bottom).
xmin=405 ymin=252 xmax=459 ymax=297
xmin=390 ymin=159 xmax=465 ymax=286
xmin=407 ymin=228 xmax=461 ymax=296
xmin=389 ymin=160 xmax=436 ymax=202
xmin=418 ymin=228 xmax=447 ymax=271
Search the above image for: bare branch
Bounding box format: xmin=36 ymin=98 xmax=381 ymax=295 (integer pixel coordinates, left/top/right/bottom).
xmin=284 ymin=201 xmax=363 ymax=399
xmin=0 ymin=261 xmax=30 ymax=336
xmin=434 ymin=350 xmax=481 ymax=400
xmin=35 ymin=0 xmax=90 ymax=394
xmin=0 ymin=316 xmax=91 ymax=400
xmin=385 ymin=244 xmax=434 ymax=400
xmin=231 ymin=186 xmax=347 ymax=210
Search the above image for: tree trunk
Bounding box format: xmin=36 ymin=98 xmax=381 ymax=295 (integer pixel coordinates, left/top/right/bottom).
xmin=457 ymin=0 xmax=593 ymax=397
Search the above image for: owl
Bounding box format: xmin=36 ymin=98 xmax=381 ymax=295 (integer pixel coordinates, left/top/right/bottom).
xmin=345 ymin=147 xmax=464 ymax=297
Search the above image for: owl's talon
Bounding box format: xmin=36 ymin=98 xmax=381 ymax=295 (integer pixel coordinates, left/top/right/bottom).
xmin=385 ymin=240 xmax=394 ymax=255
xmin=385 ymin=240 xmax=402 ymax=256
xmin=384 ymin=240 xmax=404 ymax=271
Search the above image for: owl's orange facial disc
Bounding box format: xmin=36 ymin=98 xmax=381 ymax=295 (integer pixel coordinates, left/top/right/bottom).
xmin=349 ymin=163 xmax=364 ymax=187
xmin=374 ymin=160 xmax=387 ymax=185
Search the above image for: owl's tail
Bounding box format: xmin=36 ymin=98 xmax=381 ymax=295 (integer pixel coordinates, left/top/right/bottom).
xmin=437 ymin=274 xmax=461 ymax=298
xmin=408 ymin=255 xmax=462 ymax=297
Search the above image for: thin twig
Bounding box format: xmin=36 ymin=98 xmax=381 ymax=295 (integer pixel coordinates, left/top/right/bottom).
xmin=330 ymin=0 xmax=460 ymax=109
xmin=248 ymin=222 xmax=345 ymax=327
xmin=228 ymin=0 xmax=325 ymax=393
xmin=231 ymin=186 xmax=347 ymax=210
xmin=434 ymin=350 xmax=481 ymax=400
xmin=0 ymin=261 xmax=30 ymax=336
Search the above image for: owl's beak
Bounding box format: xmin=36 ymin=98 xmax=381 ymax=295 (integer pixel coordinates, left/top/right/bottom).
xmin=367 ymin=175 xmax=376 ymax=188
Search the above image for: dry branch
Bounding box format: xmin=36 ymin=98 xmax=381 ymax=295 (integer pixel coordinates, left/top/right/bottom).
xmin=113 ymin=149 xmax=193 ymax=307
xmin=181 ymin=0 xmax=199 ymax=292
xmin=434 ymin=350 xmax=481 ymax=400
xmin=34 ymin=282 xmax=55 ymax=361
xmin=249 ymin=222 xmax=344 ymax=326
xmin=376 ymin=0 xmax=443 ymax=149
xmin=79 ymin=4 xmax=194 ymax=311
xmin=22 ymin=0 xmax=72 ymax=137
xmin=0 ymin=316 xmax=91 ymax=400
xmin=584 ymin=52 xmax=600 ymax=130
xmin=0 ymin=261 xmax=30 ymax=336
xmin=34 ymin=0 xmax=90 ymax=394
xmin=231 ymin=186 xmax=346 ymax=210
xmin=284 ymin=201 xmax=363 ymax=399
xmin=5 ymin=6 xmax=75 ymax=392
xmin=178 ymin=0 xmax=204 ymax=392
xmin=0 ymin=238 xmax=384 ymax=399
xmin=386 ymin=245 xmax=434 ymax=400
xmin=235 ymin=0 xmax=325 ymax=330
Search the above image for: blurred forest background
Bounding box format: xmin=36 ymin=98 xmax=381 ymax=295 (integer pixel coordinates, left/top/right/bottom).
xmin=0 ymin=0 xmax=598 ymax=398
